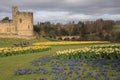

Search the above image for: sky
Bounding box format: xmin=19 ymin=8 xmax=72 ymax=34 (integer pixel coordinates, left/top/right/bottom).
xmin=0 ymin=0 xmax=120 ymax=24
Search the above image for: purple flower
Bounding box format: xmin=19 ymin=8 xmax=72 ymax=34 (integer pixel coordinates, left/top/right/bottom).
xmin=51 ymin=69 xmax=57 ymax=73
xmin=69 ymin=60 xmax=75 ymax=66
xmin=59 ymin=76 xmax=63 ymax=80
xmin=99 ymin=59 xmax=108 ymax=65
xmin=104 ymin=74 xmax=109 ymax=80
xmin=116 ymin=67 xmax=120 ymax=71
xmin=75 ymin=77 xmax=79 ymax=80
xmin=113 ymin=77 xmax=120 ymax=80
xmin=58 ymin=67 xmax=64 ymax=73
xmin=87 ymin=70 xmax=93 ymax=76
xmin=74 ymin=69 xmax=80 ymax=75
xmin=95 ymin=76 xmax=99 ymax=80
xmin=41 ymin=68 xmax=48 ymax=74
xmin=14 ymin=68 xmax=28 ymax=75
xmin=95 ymin=72 xmax=101 ymax=80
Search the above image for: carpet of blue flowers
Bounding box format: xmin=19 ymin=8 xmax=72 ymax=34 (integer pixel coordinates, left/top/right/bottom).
xmin=14 ymin=55 xmax=120 ymax=80
xmin=13 ymin=44 xmax=120 ymax=80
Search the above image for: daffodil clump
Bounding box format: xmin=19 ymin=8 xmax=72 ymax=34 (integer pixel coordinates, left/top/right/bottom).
xmin=0 ymin=46 xmax=50 ymax=57
xmin=56 ymin=44 xmax=120 ymax=60
xmin=33 ymin=41 xmax=109 ymax=46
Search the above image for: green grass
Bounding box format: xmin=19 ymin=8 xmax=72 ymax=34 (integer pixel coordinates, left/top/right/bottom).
xmin=0 ymin=38 xmax=26 ymax=47
xmin=0 ymin=45 xmax=88 ymax=80
xmin=0 ymin=38 xmax=119 ymax=80
xmin=113 ymin=25 xmax=120 ymax=32
xmin=0 ymin=37 xmax=50 ymax=47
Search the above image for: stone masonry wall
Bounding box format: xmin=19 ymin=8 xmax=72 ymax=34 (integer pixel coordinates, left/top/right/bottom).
xmin=17 ymin=12 xmax=33 ymax=36
xmin=0 ymin=21 xmax=17 ymax=34
xmin=0 ymin=6 xmax=34 ymax=38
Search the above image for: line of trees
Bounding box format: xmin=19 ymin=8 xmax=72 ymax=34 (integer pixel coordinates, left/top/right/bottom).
xmin=34 ymin=19 xmax=120 ymax=42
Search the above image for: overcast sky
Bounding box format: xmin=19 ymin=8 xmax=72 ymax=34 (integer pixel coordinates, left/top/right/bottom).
xmin=0 ymin=0 xmax=120 ymax=24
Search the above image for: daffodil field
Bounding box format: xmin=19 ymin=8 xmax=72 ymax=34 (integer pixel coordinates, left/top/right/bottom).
xmin=0 ymin=40 xmax=120 ymax=80
xmin=56 ymin=44 xmax=120 ymax=60
xmin=0 ymin=46 xmax=50 ymax=57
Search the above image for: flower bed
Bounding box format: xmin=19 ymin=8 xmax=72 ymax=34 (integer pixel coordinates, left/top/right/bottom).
xmin=0 ymin=46 xmax=50 ymax=57
xmin=14 ymin=56 xmax=120 ymax=80
xmin=13 ymin=44 xmax=120 ymax=80
xmin=56 ymin=44 xmax=120 ymax=60
xmin=33 ymin=41 xmax=109 ymax=46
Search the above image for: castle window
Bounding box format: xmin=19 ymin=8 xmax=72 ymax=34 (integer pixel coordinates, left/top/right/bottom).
xmin=7 ymin=28 xmax=10 ymax=32
xmin=28 ymin=25 xmax=30 ymax=29
xmin=20 ymin=18 xmax=22 ymax=23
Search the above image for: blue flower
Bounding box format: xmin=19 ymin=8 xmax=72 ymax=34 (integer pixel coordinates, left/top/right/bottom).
xmin=95 ymin=72 xmax=101 ymax=80
xmin=41 ymin=68 xmax=49 ymax=74
xmin=113 ymin=77 xmax=120 ymax=80
xmin=69 ymin=59 xmax=75 ymax=66
xmin=87 ymin=70 xmax=93 ymax=76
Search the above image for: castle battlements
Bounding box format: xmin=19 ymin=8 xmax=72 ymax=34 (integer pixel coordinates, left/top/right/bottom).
xmin=17 ymin=12 xmax=33 ymax=16
xmin=0 ymin=20 xmax=13 ymax=23
xmin=0 ymin=6 xmax=34 ymax=38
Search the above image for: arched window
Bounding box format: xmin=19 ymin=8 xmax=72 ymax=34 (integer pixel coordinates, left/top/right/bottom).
xmin=28 ymin=25 xmax=30 ymax=29
xmin=20 ymin=18 xmax=22 ymax=23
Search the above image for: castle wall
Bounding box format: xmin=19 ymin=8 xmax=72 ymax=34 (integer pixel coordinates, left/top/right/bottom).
xmin=12 ymin=6 xmax=18 ymax=32
xmin=0 ymin=6 xmax=34 ymax=38
xmin=0 ymin=21 xmax=17 ymax=34
xmin=17 ymin=12 xmax=33 ymax=36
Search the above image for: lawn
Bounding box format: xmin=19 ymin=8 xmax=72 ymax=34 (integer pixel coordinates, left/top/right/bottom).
xmin=0 ymin=37 xmax=50 ymax=47
xmin=0 ymin=38 xmax=120 ymax=80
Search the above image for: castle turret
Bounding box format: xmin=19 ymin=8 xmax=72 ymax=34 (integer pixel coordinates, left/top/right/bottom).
xmin=12 ymin=6 xmax=18 ymax=32
xmin=17 ymin=12 xmax=34 ymax=36
xmin=12 ymin=6 xmax=33 ymax=36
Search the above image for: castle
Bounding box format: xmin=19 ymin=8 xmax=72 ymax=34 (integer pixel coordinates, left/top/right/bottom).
xmin=0 ymin=6 xmax=34 ymax=38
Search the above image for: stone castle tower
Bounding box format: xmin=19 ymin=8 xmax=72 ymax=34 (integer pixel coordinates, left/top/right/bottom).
xmin=0 ymin=6 xmax=34 ymax=37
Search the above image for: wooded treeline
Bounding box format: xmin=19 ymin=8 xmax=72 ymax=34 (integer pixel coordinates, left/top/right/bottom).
xmin=34 ymin=19 xmax=120 ymax=42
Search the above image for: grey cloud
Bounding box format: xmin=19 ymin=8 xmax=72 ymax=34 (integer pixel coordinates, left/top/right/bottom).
xmin=0 ymin=0 xmax=120 ymax=14
xmin=0 ymin=0 xmax=120 ymax=22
